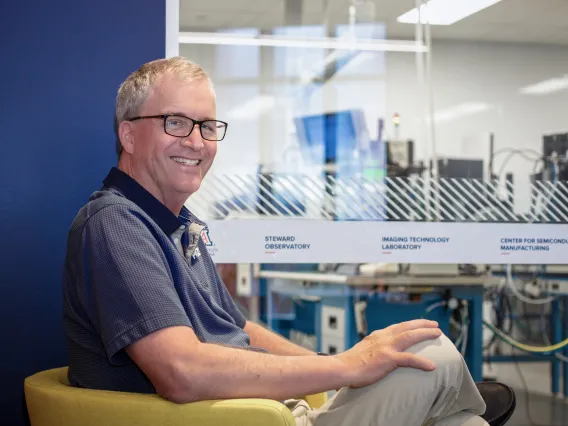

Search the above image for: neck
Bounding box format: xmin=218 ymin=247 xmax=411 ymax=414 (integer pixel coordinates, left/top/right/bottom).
xmin=117 ymin=156 xmax=185 ymax=215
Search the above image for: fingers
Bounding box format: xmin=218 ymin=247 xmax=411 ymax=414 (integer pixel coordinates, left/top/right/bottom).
xmin=394 ymin=352 xmax=436 ymax=371
xmin=393 ymin=328 xmax=442 ymax=352
xmin=387 ymin=319 xmax=439 ymax=335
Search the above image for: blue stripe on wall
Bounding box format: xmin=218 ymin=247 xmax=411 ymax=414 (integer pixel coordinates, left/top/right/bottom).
xmin=0 ymin=1 xmax=166 ymax=424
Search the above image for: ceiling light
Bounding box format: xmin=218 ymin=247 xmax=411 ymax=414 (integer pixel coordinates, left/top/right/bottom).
xmin=179 ymin=32 xmax=428 ymax=53
xmin=397 ymin=0 xmax=503 ymax=26
xmin=519 ymin=75 xmax=568 ymax=95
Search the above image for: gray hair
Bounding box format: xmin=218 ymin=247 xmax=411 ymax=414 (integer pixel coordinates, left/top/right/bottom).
xmin=114 ymin=56 xmax=213 ymax=158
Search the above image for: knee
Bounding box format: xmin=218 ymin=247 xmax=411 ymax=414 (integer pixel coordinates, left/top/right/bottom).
xmin=405 ymin=333 xmax=464 ymax=385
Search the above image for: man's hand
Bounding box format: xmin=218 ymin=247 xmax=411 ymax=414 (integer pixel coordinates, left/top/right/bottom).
xmin=336 ymin=319 xmax=442 ymax=389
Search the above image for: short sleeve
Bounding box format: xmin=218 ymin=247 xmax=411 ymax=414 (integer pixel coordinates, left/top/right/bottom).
xmin=82 ymin=204 xmax=191 ymax=365
xmin=216 ymin=272 xmax=247 ymax=329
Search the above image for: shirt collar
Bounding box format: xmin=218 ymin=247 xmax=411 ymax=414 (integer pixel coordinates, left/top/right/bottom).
xmin=102 ymin=167 xmax=205 ymax=235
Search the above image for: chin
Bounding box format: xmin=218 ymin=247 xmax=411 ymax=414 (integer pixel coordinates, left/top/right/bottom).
xmin=176 ymin=179 xmax=202 ymax=196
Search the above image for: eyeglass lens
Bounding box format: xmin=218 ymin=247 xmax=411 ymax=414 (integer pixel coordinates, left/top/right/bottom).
xmin=165 ymin=115 xmax=226 ymax=141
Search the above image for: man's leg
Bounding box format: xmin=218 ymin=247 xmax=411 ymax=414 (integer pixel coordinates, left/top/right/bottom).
xmin=291 ymin=333 xmax=487 ymax=426
xmin=433 ymin=411 xmax=489 ymax=426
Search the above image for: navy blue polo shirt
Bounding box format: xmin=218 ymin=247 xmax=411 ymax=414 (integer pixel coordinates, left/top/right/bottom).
xmin=63 ymin=167 xmax=252 ymax=393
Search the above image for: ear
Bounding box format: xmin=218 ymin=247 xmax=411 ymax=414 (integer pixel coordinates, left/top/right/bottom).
xmin=118 ymin=121 xmax=136 ymax=155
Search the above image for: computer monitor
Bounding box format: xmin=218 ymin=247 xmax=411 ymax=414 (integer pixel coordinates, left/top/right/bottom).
xmin=294 ymin=110 xmax=385 ymax=221
xmin=294 ymin=109 xmax=369 ymax=165
xmin=437 ymin=158 xmax=484 ymax=179
xmin=543 ymin=133 xmax=568 ymax=159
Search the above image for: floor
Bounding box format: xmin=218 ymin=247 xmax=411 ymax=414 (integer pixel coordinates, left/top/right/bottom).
xmin=507 ymin=388 xmax=568 ymax=426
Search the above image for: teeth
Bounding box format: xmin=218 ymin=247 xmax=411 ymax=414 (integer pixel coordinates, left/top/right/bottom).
xmin=172 ymin=157 xmax=200 ymax=166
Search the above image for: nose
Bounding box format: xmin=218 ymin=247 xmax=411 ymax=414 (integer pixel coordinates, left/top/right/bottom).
xmin=181 ymin=124 xmax=204 ymax=150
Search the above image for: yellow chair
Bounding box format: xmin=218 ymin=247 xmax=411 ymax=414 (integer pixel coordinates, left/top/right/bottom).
xmin=25 ymin=367 xmax=328 ymax=426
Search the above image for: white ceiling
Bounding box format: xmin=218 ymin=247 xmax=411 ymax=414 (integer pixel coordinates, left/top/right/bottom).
xmin=180 ymin=0 xmax=568 ymax=46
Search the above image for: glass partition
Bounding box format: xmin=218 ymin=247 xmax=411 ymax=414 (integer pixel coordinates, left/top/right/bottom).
xmin=177 ymin=0 xmax=568 ymax=265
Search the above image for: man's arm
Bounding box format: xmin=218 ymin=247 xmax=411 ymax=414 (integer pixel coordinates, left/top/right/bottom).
xmin=126 ymin=320 xmax=441 ymax=404
xmin=126 ymin=325 xmax=346 ymax=403
xmin=244 ymin=320 xmax=315 ymax=356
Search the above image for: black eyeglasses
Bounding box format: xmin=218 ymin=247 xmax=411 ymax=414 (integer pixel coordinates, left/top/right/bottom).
xmin=128 ymin=114 xmax=228 ymax=141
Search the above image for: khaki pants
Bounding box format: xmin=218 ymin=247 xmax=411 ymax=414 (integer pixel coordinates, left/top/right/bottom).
xmin=287 ymin=334 xmax=488 ymax=426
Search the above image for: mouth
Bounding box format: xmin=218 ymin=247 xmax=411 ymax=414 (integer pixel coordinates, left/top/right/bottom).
xmin=171 ymin=156 xmax=201 ymax=167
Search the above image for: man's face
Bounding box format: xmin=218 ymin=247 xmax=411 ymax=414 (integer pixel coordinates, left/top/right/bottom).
xmin=127 ymin=74 xmax=217 ymax=205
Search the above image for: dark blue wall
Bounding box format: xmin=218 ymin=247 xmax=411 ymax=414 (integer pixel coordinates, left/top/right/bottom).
xmin=0 ymin=1 xmax=165 ymax=424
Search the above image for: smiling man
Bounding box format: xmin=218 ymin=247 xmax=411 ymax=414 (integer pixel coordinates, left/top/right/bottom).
xmin=62 ymin=57 xmax=490 ymax=426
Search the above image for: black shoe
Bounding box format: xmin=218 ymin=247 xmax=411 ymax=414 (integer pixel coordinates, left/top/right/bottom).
xmin=477 ymin=382 xmax=516 ymax=426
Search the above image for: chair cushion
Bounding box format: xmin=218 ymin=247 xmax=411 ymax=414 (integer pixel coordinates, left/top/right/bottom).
xmin=477 ymin=382 xmax=516 ymax=426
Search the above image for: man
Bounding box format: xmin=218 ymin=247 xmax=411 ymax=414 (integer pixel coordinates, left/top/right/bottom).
xmin=62 ymin=57 xmax=488 ymax=425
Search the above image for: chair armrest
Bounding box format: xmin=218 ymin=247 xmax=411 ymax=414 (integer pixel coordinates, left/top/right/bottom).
xmin=303 ymin=392 xmax=328 ymax=409
xmin=150 ymin=398 xmax=298 ymax=426
xmin=25 ymin=368 xmax=297 ymax=426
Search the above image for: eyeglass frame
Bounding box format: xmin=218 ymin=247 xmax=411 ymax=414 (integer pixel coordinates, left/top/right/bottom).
xmin=127 ymin=114 xmax=228 ymax=141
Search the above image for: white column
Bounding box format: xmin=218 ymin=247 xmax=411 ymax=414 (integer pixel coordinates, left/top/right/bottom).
xmin=165 ymin=0 xmax=179 ymax=58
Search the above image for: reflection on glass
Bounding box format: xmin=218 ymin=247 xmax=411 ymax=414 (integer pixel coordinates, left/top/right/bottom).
xmin=179 ymin=4 xmax=422 ymax=221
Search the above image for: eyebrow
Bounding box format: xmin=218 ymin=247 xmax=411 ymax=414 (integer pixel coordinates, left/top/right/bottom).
xmin=166 ymin=111 xmax=216 ymax=121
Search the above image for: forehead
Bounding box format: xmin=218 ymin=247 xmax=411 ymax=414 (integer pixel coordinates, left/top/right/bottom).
xmin=143 ymin=73 xmax=216 ymax=116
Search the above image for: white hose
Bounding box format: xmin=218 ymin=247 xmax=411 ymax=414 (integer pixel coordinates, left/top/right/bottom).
xmin=424 ymin=300 xmax=446 ymax=314
xmin=460 ymin=302 xmax=469 ymax=356
xmin=505 ymin=264 xmax=556 ymax=305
